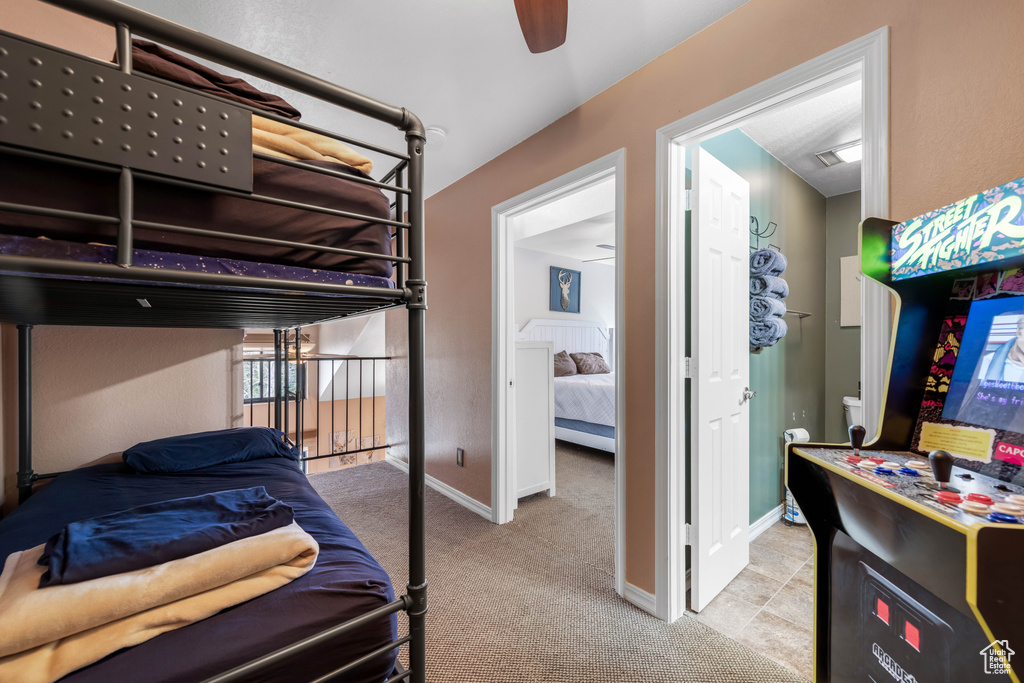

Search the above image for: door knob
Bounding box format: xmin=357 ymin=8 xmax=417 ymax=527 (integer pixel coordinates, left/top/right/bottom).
xmin=740 ymin=387 xmax=756 ymax=404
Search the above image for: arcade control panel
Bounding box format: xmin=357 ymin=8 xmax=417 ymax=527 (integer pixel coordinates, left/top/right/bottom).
xmin=793 ymin=446 xmax=1024 ymax=528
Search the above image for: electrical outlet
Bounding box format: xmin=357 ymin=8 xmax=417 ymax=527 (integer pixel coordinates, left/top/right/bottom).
xmin=456 ymin=448 xmax=465 ymax=467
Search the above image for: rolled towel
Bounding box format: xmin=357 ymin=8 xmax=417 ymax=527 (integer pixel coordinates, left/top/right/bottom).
xmin=750 ymin=316 xmax=789 ymax=348
xmin=750 ymin=294 xmax=787 ymax=320
xmin=749 ymin=275 xmax=789 ymax=298
xmin=750 ymin=248 xmax=788 ymax=276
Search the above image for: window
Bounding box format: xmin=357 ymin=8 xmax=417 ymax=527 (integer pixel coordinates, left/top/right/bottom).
xmin=243 ymin=351 xmax=307 ymax=404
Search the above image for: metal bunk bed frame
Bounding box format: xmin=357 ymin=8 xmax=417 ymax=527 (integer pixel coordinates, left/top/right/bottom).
xmin=0 ymin=1 xmax=427 ymax=681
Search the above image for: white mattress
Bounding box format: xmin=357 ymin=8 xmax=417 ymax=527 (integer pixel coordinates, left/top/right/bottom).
xmin=554 ymin=372 xmax=616 ymax=427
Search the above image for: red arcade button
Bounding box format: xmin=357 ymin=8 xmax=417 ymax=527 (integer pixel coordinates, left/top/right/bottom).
xmin=846 ymin=455 xmax=863 ymax=464
xmin=905 ymin=621 xmax=920 ymax=651
xmin=966 ymin=493 xmax=993 ymax=505
xmin=936 ymin=491 xmax=962 ymax=504
xmin=868 ymin=456 xmax=885 ymax=464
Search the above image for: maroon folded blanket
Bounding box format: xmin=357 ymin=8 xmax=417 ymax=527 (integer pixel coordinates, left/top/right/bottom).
xmin=131 ymin=39 xmax=302 ymax=120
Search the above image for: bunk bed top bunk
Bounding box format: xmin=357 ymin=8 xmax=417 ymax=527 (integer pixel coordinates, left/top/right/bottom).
xmin=0 ymin=1 xmax=428 ymax=682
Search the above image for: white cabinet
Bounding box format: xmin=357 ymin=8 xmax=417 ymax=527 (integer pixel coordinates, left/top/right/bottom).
xmin=515 ymin=341 xmax=556 ymax=500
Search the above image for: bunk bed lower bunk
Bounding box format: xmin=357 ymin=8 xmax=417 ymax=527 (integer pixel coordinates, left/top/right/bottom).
xmin=0 ymin=455 xmax=398 ymax=683
xmin=0 ymin=1 xmax=428 ymax=682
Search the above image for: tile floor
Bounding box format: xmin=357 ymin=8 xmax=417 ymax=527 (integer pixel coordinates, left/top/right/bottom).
xmin=694 ymin=521 xmax=815 ymax=680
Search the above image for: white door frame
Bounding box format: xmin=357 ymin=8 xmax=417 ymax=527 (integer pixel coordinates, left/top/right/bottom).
xmin=492 ymin=148 xmax=627 ymax=598
xmin=654 ymin=28 xmax=889 ymax=622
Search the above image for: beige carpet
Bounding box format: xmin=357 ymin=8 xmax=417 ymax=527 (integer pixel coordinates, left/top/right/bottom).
xmin=310 ymin=443 xmax=806 ymax=683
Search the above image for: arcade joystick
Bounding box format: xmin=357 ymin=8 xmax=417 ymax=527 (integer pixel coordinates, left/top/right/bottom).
xmin=849 ymin=424 xmax=866 ymax=457
xmin=922 ymin=449 xmax=960 ymax=493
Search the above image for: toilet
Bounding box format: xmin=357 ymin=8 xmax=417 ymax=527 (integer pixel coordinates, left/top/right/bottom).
xmin=843 ymin=396 xmax=862 ymax=431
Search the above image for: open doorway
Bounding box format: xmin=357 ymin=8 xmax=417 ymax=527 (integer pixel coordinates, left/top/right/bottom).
xmin=492 ymin=149 xmax=628 ymax=601
xmin=673 ymin=81 xmax=865 ymax=676
xmin=654 ymin=29 xmax=889 ymax=624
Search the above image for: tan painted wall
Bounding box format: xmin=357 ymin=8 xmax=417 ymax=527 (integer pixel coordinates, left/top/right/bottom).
xmin=1 ymin=326 xmax=243 ymax=505
xmin=387 ymin=0 xmax=1024 ymax=592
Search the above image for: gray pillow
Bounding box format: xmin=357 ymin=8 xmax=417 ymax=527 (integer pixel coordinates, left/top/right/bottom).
xmin=553 ymin=350 xmax=577 ymax=377
xmin=570 ymin=352 xmax=611 ymax=375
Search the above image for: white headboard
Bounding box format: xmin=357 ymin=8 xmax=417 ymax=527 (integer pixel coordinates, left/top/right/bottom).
xmin=516 ymin=319 xmax=613 ymax=370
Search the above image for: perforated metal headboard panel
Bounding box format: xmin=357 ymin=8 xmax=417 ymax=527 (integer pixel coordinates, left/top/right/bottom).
xmin=0 ymin=31 xmax=253 ymax=191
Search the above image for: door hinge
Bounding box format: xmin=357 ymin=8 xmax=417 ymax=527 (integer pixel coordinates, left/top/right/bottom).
xmin=684 ymin=189 xmax=692 ymax=211
xmin=684 ymin=357 xmax=694 ymax=379
xmin=684 ymin=523 xmax=691 ymax=546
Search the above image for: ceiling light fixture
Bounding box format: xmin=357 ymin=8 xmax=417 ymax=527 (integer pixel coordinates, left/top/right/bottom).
xmin=815 ymin=140 xmax=862 ymax=167
xmin=835 ymin=142 xmax=863 ymax=163
xmin=425 ymin=127 xmax=447 ymax=148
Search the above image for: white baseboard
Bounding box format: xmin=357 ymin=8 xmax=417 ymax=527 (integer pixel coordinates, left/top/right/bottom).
xmin=623 ymin=582 xmax=658 ymax=616
xmin=385 ymin=455 xmax=492 ymax=521
xmin=750 ymin=503 xmax=785 ymax=540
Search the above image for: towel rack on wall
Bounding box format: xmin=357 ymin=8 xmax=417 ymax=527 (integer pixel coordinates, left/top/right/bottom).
xmin=784 ymin=309 xmax=812 ymax=319
xmin=750 ymin=216 xmax=780 ymax=252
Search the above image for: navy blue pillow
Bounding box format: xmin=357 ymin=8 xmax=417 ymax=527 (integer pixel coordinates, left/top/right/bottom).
xmin=123 ymin=427 xmax=298 ymax=473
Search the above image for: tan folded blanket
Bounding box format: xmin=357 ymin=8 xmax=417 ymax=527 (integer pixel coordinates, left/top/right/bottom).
xmin=0 ymin=521 xmax=318 ymax=683
xmin=253 ymin=115 xmax=374 ymax=175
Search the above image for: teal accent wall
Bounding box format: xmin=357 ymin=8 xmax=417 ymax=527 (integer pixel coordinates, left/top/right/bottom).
xmin=693 ymin=130 xmax=828 ymax=525
xmin=825 ymin=191 xmax=863 ymax=442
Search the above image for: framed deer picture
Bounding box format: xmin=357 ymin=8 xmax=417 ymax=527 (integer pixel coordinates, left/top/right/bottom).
xmin=549 ymin=266 xmax=581 ymax=314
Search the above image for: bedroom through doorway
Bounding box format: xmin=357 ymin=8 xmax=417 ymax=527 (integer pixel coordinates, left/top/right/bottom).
xmin=491 ymin=150 xmax=628 ymax=602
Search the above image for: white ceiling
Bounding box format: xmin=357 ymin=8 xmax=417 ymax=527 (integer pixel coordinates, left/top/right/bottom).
xmin=740 ymin=80 xmax=862 ymax=197
xmin=120 ymin=0 xmax=750 ymax=197
xmin=516 ymin=212 xmax=616 ymax=263
xmin=512 ymin=176 xmax=615 ymax=262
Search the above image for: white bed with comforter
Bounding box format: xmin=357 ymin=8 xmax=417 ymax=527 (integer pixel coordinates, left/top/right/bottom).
xmin=553 ymin=372 xmax=616 ymax=452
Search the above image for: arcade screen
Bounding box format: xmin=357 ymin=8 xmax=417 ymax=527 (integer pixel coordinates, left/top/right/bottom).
xmin=942 ymin=296 xmax=1024 ymax=436
xmin=914 ymin=273 xmax=1024 ymax=481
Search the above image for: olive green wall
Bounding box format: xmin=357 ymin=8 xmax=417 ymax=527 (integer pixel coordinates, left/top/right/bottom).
xmin=699 ymin=130 xmax=828 ymax=524
xmin=824 ymin=191 xmax=863 ymax=442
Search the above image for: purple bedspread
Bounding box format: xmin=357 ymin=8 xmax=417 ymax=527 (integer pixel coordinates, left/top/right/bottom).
xmin=0 ymin=234 xmax=396 ymax=291
xmin=0 ymin=458 xmax=398 ymax=683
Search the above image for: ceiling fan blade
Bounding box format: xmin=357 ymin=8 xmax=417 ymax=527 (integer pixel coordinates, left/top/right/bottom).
xmin=514 ymin=0 xmax=567 ymax=54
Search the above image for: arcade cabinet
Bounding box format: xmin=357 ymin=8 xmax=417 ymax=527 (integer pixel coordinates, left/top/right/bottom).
xmin=787 ymin=177 xmax=1024 ymax=683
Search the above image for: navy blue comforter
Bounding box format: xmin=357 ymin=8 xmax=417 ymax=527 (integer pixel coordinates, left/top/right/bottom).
xmin=0 ymin=458 xmax=397 ymax=683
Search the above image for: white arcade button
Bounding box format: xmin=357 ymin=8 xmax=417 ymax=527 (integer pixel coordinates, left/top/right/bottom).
xmin=958 ymin=501 xmax=989 ymax=515
xmin=992 ymin=503 xmax=1024 ymax=516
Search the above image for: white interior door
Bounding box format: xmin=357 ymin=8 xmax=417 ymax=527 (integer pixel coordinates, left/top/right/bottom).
xmin=690 ymin=147 xmax=751 ymax=612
